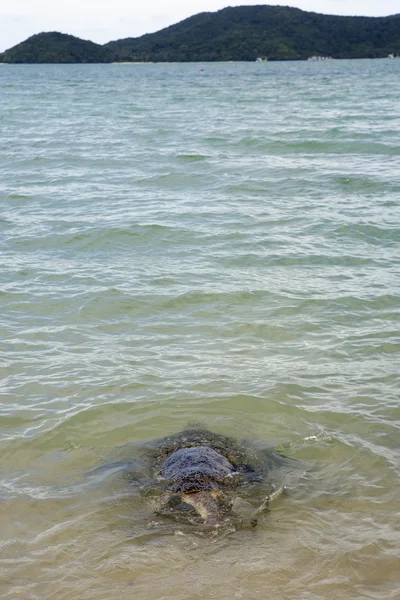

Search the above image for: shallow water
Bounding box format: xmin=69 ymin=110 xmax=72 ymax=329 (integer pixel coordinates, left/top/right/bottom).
xmin=1 ymin=59 xmax=400 ymax=599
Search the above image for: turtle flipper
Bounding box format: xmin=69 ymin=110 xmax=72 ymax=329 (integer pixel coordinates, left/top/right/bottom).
xmin=180 ymin=491 xmax=221 ymax=525
xmin=252 ymin=485 xmax=286 ymax=519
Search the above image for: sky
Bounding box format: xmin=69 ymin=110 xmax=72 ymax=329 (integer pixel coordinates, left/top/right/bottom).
xmin=1 ymin=0 xmax=399 ymax=52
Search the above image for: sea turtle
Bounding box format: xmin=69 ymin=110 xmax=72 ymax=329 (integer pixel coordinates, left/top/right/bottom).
xmin=141 ymin=428 xmax=288 ymax=527
xmin=88 ymin=427 xmax=291 ymax=528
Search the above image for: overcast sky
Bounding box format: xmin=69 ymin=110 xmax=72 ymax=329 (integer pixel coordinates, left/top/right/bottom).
xmin=1 ymin=0 xmax=399 ymax=52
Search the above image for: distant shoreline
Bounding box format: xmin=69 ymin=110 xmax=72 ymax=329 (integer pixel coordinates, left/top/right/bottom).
xmin=1 ymin=57 xmax=399 ymax=66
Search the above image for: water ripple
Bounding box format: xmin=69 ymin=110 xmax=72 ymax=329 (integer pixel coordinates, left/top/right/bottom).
xmin=0 ymin=60 xmax=399 ymax=600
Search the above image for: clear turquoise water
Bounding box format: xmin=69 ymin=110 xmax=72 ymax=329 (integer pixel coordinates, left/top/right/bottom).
xmin=1 ymin=60 xmax=399 ymax=599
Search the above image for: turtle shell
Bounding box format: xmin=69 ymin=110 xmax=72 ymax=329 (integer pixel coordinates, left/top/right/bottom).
xmin=162 ymin=446 xmax=237 ymax=492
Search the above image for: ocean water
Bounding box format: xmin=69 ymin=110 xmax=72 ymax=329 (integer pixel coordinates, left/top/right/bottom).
xmin=0 ymin=59 xmax=399 ymax=599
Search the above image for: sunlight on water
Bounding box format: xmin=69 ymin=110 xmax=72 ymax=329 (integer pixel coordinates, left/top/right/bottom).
xmin=1 ymin=60 xmax=400 ymax=599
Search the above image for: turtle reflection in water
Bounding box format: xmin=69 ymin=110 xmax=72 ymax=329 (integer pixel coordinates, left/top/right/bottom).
xmin=134 ymin=429 xmax=289 ymax=528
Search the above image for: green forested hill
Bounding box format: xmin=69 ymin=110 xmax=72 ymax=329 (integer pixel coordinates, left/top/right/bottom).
xmin=0 ymin=32 xmax=113 ymax=63
xmin=1 ymin=6 xmax=399 ymax=63
xmin=105 ymin=6 xmax=400 ymax=61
